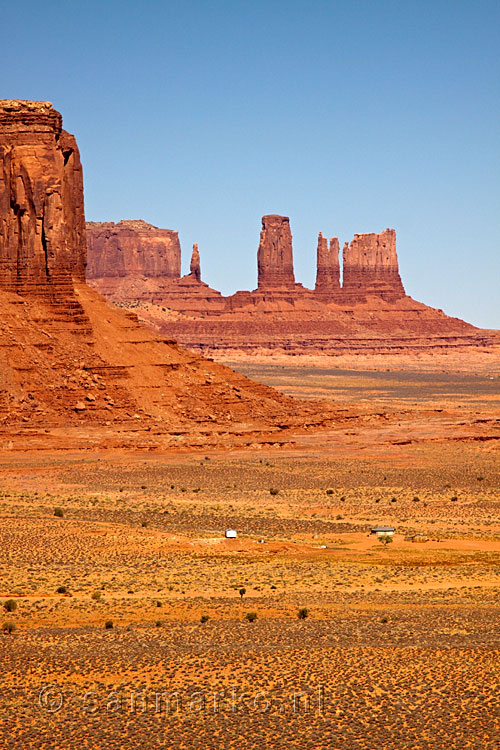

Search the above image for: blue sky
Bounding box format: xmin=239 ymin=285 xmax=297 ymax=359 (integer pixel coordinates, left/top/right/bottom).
xmin=3 ymin=0 xmax=499 ymax=327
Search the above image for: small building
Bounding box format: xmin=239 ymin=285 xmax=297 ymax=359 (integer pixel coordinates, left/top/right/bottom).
xmin=225 ymin=529 xmax=237 ymax=539
xmin=370 ymin=525 xmax=395 ymax=537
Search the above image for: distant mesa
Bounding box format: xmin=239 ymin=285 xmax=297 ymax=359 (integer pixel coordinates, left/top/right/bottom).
xmin=86 ymin=212 xmax=500 ymax=360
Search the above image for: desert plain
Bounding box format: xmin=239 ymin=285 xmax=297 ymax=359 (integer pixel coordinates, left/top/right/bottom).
xmin=1 ymin=363 xmax=499 ymax=749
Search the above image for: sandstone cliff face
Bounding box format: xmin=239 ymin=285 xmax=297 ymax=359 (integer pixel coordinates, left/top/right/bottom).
xmin=86 ymin=220 xmax=181 ymax=280
xmin=315 ymin=233 xmax=340 ymax=297
xmin=342 ymin=229 xmax=405 ymax=303
xmin=0 ymin=100 xmax=86 ymax=296
xmin=257 ymin=214 xmax=296 ymax=288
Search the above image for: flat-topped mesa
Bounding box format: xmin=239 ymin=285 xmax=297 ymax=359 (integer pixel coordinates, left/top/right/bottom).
xmin=86 ymin=220 xmax=181 ymax=279
xmin=315 ymin=233 xmax=341 ymax=299
xmin=342 ymin=228 xmax=405 ymax=303
xmin=189 ymin=242 xmax=201 ymax=281
xmin=0 ymin=99 xmax=86 ymax=296
xmin=257 ymin=214 xmax=296 ymax=289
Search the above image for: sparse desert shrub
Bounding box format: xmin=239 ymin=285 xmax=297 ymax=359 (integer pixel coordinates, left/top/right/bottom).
xmin=413 ymin=496 xmax=420 ymax=502
xmin=297 ymin=608 xmax=309 ymax=620
xmin=477 ymin=476 xmax=484 ymax=481
xmin=192 ymin=488 xmax=200 ymax=493
xmin=239 ymin=588 xmax=246 ymax=599
xmin=155 ymin=620 xmax=163 ymax=627
xmin=2 ymin=621 xmax=16 ymax=634
xmin=104 ymin=620 xmax=113 ymax=629
xmin=56 ymin=585 xmax=68 ymax=594
xmin=141 ymin=521 xmax=148 ymax=527
xmin=245 ymin=612 xmax=257 ymax=622
xmin=270 ymin=585 xmax=277 ymax=590
xmin=325 ymin=489 xmax=334 ymax=495
xmin=156 ymin=600 xmax=162 ymax=608
xmin=141 ymin=485 xmax=147 ymax=490
xmin=3 ymin=599 xmax=17 ymax=613
xmin=269 ymin=488 xmax=279 ymax=496
xmin=380 ymin=616 xmax=389 ymax=624
xmin=375 ymin=498 xmax=380 ymax=503
xmin=336 ymin=514 xmax=342 ymax=520
xmin=378 ymin=535 xmax=393 ymax=546
xmin=451 ymin=496 xmax=458 ymax=502
xmin=53 ymin=507 xmax=64 ymax=518
xmin=391 ymin=497 xmax=397 ymax=503
xmin=91 ymin=591 xmax=102 ymax=601
xmin=200 ymin=614 xmax=209 ymax=623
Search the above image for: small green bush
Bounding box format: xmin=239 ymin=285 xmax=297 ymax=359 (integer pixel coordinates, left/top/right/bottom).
xmin=239 ymin=588 xmax=246 ymax=599
xmin=451 ymin=496 xmax=458 ymax=502
xmin=200 ymin=614 xmax=209 ymax=623
xmin=104 ymin=620 xmax=113 ymax=629
xmin=269 ymin=488 xmax=279 ymax=496
xmin=56 ymin=586 xmax=68 ymax=595
xmin=325 ymin=489 xmax=334 ymax=495
xmin=380 ymin=616 xmax=389 ymax=624
xmin=91 ymin=591 xmax=102 ymax=601
xmin=54 ymin=507 xmax=64 ymax=518
xmin=245 ymin=612 xmax=257 ymax=622
xmin=155 ymin=620 xmax=163 ymax=627
xmin=2 ymin=621 xmax=16 ymax=634
xmin=3 ymin=599 xmax=17 ymax=613
xmin=297 ymin=608 xmax=309 ymax=620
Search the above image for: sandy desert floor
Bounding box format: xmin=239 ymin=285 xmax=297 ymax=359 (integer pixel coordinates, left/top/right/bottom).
xmin=1 ymin=365 xmax=499 ymax=749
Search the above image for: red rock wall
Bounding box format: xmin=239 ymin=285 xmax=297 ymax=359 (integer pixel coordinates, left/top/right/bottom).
xmin=0 ymin=100 xmax=87 ymax=296
xmin=342 ymin=228 xmax=405 ymax=302
xmin=257 ymin=214 xmax=296 ymax=288
xmin=86 ymin=220 xmax=181 ymax=280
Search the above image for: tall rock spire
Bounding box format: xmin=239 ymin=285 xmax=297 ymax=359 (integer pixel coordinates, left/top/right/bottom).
xmin=257 ymin=215 xmax=295 ymax=289
xmin=190 ymin=242 xmax=201 ymax=281
xmin=315 ymin=233 xmax=340 ymax=295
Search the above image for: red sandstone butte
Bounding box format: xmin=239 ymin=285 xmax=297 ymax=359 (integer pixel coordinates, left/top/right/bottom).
xmin=86 ymin=219 xmax=181 ymax=280
xmin=342 ymin=228 xmax=405 ymax=302
xmin=257 ymin=214 xmax=296 ymax=288
xmin=0 ymin=100 xmax=86 ymax=297
xmin=315 ymin=233 xmax=340 ymax=299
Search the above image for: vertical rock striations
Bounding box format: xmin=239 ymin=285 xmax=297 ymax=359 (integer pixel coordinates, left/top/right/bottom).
xmin=189 ymin=242 xmax=201 ymax=281
xmin=257 ymin=214 xmax=295 ymax=289
xmin=342 ymin=228 xmax=405 ymax=303
xmin=0 ymin=100 xmax=86 ymax=297
xmin=315 ymin=233 xmax=340 ymax=299
xmin=86 ymin=220 xmax=181 ymax=280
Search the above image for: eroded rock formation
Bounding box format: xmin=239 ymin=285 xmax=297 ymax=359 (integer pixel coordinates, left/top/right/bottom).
xmin=86 ymin=219 xmax=180 ymax=280
xmin=257 ymin=215 xmax=296 ymax=288
xmin=342 ymin=229 xmax=405 ymax=303
xmin=315 ymin=233 xmax=340 ymax=299
xmin=0 ymin=100 xmax=86 ymax=297
xmin=189 ymin=242 xmax=201 ymax=281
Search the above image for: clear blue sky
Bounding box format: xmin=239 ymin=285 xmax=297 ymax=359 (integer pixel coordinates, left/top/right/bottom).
xmin=3 ymin=0 xmax=499 ymax=327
